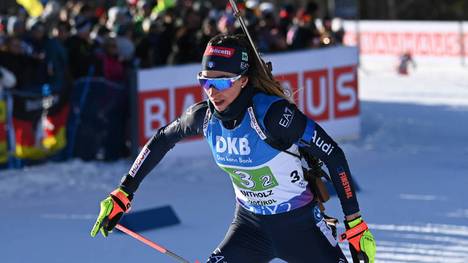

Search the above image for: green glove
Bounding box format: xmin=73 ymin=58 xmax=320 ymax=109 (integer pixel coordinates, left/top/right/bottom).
xmin=340 ymin=217 xmax=376 ymax=263
xmin=90 ymin=188 xmax=132 ymax=237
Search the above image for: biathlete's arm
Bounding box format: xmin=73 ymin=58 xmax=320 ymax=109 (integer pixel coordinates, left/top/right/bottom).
xmin=119 ymin=101 xmax=208 ymax=195
xmin=263 ymin=99 xmax=360 ymax=219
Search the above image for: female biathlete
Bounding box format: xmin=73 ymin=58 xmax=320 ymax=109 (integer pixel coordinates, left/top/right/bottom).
xmin=91 ymin=34 xmax=376 ymax=263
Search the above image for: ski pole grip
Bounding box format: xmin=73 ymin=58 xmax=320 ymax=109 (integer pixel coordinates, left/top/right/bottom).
xmin=339 ymin=221 xmax=368 ymax=242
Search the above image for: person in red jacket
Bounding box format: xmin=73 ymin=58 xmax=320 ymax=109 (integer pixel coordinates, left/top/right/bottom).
xmin=97 ymin=37 xmax=125 ymax=82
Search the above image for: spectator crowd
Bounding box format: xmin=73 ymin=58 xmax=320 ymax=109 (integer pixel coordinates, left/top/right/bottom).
xmin=0 ymin=0 xmax=346 ymax=166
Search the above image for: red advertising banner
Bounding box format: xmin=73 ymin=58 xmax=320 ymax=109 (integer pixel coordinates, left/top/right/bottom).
xmin=343 ymin=21 xmax=468 ymax=57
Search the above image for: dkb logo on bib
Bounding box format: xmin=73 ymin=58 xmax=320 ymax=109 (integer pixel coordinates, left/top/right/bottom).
xmin=215 ymin=136 xmax=251 ymax=155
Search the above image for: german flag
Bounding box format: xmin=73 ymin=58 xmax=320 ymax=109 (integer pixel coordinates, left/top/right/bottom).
xmin=13 ymin=118 xmax=46 ymax=159
xmin=42 ymin=104 xmax=69 ymax=154
xmin=12 ymin=95 xmax=45 ymax=160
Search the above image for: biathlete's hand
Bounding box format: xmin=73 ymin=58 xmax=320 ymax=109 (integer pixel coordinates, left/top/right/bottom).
xmin=90 ymin=188 xmax=132 ymax=237
xmin=340 ymin=217 xmax=376 ymax=263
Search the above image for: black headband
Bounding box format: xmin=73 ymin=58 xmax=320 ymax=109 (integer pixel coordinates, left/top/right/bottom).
xmin=201 ymin=44 xmax=250 ymax=75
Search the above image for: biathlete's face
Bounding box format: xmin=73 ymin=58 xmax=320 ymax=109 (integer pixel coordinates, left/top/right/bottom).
xmin=199 ymin=70 xmax=249 ymax=112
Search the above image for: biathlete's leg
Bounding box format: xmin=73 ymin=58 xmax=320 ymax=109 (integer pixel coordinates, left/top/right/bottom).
xmin=206 ymin=207 xmax=274 ymax=263
xmin=271 ymin=204 xmax=348 ymax=263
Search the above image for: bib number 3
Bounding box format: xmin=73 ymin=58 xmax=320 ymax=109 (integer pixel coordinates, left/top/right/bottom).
xmin=223 ymin=166 xmax=279 ymax=191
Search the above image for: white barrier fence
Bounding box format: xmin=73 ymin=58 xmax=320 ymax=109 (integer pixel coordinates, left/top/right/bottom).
xmin=136 ymin=46 xmax=360 ymax=155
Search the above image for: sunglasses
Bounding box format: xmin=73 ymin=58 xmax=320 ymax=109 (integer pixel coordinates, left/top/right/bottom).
xmin=197 ymin=72 xmax=242 ymax=91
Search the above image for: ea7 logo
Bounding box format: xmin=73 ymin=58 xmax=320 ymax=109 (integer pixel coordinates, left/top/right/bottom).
xmin=215 ymin=136 xmax=251 ymax=155
xmin=279 ymin=107 xmax=294 ymax=128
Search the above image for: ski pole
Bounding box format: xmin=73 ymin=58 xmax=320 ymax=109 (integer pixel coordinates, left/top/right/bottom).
xmin=228 ymin=0 xmax=270 ymax=77
xmin=115 ymin=224 xmax=198 ymax=263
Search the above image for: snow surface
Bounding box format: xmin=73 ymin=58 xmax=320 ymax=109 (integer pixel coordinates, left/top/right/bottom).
xmin=1 ymin=57 xmax=468 ymax=263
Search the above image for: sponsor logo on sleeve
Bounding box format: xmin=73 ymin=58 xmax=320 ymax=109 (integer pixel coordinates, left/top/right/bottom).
xmin=311 ymin=130 xmax=334 ymax=155
xmin=129 ymin=146 xmax=150 ymax=177
xmin=337 ymin=167 xmax=353 ymax=199
xmin=279 ymin=106 xmax=294 ymax=128
xmin=202 ymin=109 xmax=211 ymax=137
xmin=248 ymin=107 xmax=267 ymax=140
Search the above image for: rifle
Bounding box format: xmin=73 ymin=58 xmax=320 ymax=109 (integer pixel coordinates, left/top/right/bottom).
xmin=228 ymin=0 xmax=272 ymax=78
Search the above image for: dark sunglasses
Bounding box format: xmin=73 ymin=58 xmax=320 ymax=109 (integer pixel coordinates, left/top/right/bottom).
xmin=197 ymin=72 xmax=242 ymax=91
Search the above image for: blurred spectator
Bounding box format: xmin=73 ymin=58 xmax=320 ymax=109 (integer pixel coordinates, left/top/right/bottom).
xmin=153 ymin=0 xmax=176 ymax=16
xmin=72 ymin=2 xmax=96 ymax=25
xmin=65 ymin=17 xmax=96 ymax=78
xmin=114 ymin=23 xmax=135 ymax=62
xmin=331 ymin=18 xmax=345 ymax=44
xmin=24 ymin=19 xmax=47 ymax=64
xmin=217 ymin=12 xmax=236 ymax=35
xmin=7 ymin=16 xmax=26 ymax=38
xmin=51 ymin=21 xmax=71 ymax=42
xmin=157 ymin=8 xmax=176 ymax=64
xmin=287 ymin=8 xmax=321 ymax=50
xmin=0 ymin=36 xmax=43 ymax=90
xmin=90 ymin=24 xmax=110 ymax=50
xmin=318 ymin=15 xmax=345 ymax=46
xmin=7 ymin=16 xmax=31 ymax=54
xmin=97 ymin=37 xmax=125 ymax=82
xmin=278 ymin=4 xmax=295 ymax=37
xmin=0 ymin=66 xmax=16 ymax=90
xmin=45 ymin=21 xmax=69 ymax=93
xmin=41 ymin=1 xmax=61 ymax=26
xmin=107 ymin=6 xmax=131 ymax=31
xmin=133 ymin=0 xmax=154 ymax=37
xmin=256 ymin=9 xmax=287 ymax=53
xmin=135 ymin=19 xmax=163 ymax=68
xmin=197 ymin=17 xmax=219 ymax=53
xmin=168 ymin=7 xmax=202 ymax=64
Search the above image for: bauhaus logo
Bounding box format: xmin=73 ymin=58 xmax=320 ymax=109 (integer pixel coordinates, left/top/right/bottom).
xmin=215 ymin=136 xmax=250 ymax=155
xmin=276 ymin=65 xmax=359 ymax=122
xmin=302 ymin=65 xmax=358 ymax=121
